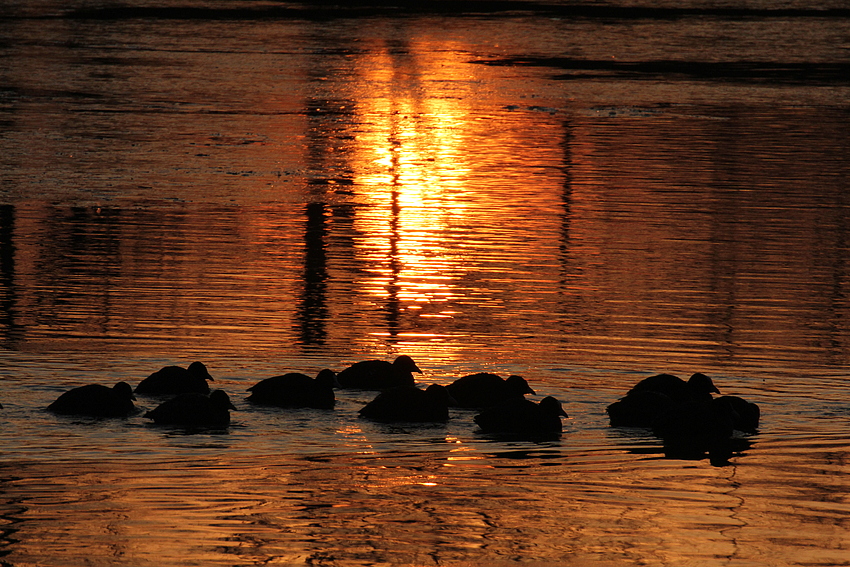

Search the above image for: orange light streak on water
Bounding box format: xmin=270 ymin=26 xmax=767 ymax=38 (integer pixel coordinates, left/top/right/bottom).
xmin=303 ymin=36 xmax=573 ymax=366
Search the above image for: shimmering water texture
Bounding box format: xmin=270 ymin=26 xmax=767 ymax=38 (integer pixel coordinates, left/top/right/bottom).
xmin=2 ymin=360 xmax=847 ymax=567
xmin=2 ymin=0 xmax=850 ymax=565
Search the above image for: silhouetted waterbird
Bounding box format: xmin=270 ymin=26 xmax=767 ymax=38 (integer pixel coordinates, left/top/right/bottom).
xmin=337 ymin=355 xmax=421 ymax=390
xmin=474 ymin=396 xmax=568 ymax=438
xmin=247 ymin=369 xmax=337 ymax=409
xmin=47 ymin=382 xmax=136 ymax=417
xmin=135 ymin=361 xmax=214 ymax=395
xmin=359 ymin=384 xmax=454 ymax=423
xmin=627 ymin=372 xmax=719 ymax=402
xmin=606 ymin=389 xmax=677 ymax=428
xmin=713 ymin=394 xmax=760 ymax=434
xmin=445 ymin=373 xmax=535 ymax=408
xmin=607 ymin=372 xmax=720 ymax=428
xmin=144 ymin=390 xmax=235 ymax=427
xmin=652 ymin=397 xmax=742 ymax=466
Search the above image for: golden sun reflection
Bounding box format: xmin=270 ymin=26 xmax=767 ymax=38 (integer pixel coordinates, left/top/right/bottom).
xmin=336 ymin=424 xmax=377 ymax=454
xmin=338 ymin=36 xmax=565 ymax=354
xmin=446 ymin=438 xmax=486 ymax=462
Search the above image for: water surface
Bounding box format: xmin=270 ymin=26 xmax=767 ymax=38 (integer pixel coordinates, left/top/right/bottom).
xmin=2 ymin=1 xmax=850 ymax=565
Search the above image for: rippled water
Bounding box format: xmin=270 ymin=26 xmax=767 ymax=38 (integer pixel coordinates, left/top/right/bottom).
xmin=2 ymin=1 xmax=850 ymax=565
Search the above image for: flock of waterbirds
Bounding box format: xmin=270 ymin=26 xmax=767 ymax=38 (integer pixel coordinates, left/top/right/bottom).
xmin=38 ymin=355 xmax=760 ymax=464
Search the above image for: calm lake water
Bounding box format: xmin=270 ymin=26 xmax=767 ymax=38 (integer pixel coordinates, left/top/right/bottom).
xmin=2 ymin=0 xmax=850 ymax=565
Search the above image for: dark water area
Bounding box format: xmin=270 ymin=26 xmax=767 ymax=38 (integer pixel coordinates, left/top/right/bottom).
xmin=2 ymin=1 xmax=850 ymax=565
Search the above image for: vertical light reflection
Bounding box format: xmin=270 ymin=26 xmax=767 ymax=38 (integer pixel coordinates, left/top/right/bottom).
xmin=335 ymin=33 xmax=567 ymax=356
xmin=351 ymin=37 xmax=475 ymax=346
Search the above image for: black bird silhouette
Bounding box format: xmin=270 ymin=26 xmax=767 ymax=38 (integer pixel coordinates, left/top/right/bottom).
xmin=606 ymin=373 xmax=720 ymax=428
xmin=474 ymin=396 xmax=568 ymax=438
xmin=135 ymin=361 xmax=214 ymax=395
xmin=652 ymin=397 xmax=743 ymax=466
xmin=607 ymin=373 xmax=758 ymax=465
xmin=713 ymin=395 xmax=760 ymax=434
xmin=47 ymin=382 xmax=136 ymax=417
xmin=606 ymin=390 xmax=677 ymax=428
xmin=627 ymin=372 xmax=719 ymax=402
xmin=337 ymin=355 xmax=422 ymax=390
xmin=445 ymin=373 xmax=535 ymax=408
xmin=247 ymin=369 xmax=337 ymax=409
xmin=144 ymin=390 xmax=235 ymax=427
xmin=359 ymin=384 xmax=454 ymax=423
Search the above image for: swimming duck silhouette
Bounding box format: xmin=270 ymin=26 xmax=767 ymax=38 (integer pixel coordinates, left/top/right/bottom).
xmin=247 ymin=369 xmax=337 ymax=409
xmin=337 ymin=355 xmax=422 ymax=390
xmin=627 ymin=372 xmax=719 ymax=402
xmin=144 ymin=389 xmax=235 ymax=427
xmin=606 ymin=389 xmax=677 ymax=428
xmin=359 ymin=384 xmax=455 ymax=423
xmin=135 ymin=361 xmax=214 ymax=395
xmin=651 ymin=397 xmax=742 ymax=465
xmin=713 ymin=395 xmax=760 ymax=434
xmin=445 ymin=373 xmax=535 ymax=408
xmin=474 ymin=396 xmax=568 ymax=438
xmin=47 ymin=382 xmax=136 ymax=418
xmin=606 ymin=372 xmax=720 ymax=427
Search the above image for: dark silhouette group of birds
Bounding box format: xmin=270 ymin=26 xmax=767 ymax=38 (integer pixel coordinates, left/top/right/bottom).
xmin=606 ymin=372 xmax=760 ymax=465
xmin=44 ymin=355 xmax=760 ymax=461
xmin=44 ymin=355 xmax=567 ymax=438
